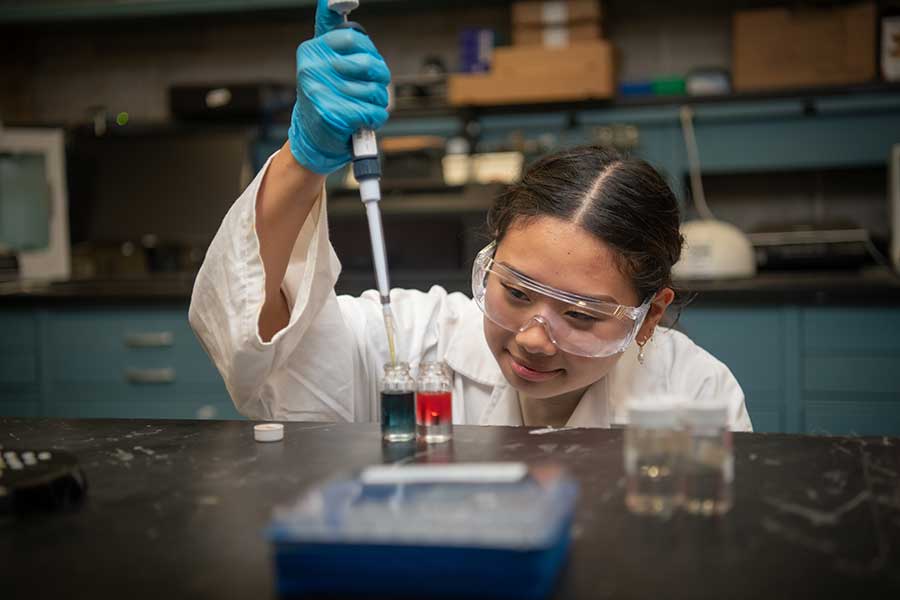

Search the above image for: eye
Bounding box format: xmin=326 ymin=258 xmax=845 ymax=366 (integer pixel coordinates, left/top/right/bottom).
xmin=501 ymin=283 xmax=530 ymax=303
xmin=565 ymin=310 xmax=601 ymax=323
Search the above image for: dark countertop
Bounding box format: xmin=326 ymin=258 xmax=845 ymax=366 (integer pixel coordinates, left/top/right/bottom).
xmin=2 ymin=418 xmax=899 ymax=599
xmin=0 ymin=274 xmax=198 ymax=304
xmin=1 ymin=267 xmax=900 ymax=306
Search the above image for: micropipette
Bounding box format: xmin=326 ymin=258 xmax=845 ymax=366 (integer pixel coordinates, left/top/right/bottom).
xmin=327 ymin=0 xmax=399 ymax=365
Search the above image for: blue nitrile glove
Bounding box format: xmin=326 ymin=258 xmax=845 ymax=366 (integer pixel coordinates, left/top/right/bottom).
xmin=288 ymin=0 xmax=391 ymax=174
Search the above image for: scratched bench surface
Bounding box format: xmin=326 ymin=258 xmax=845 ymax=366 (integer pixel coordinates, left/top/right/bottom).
xmin=2 ymin=418 xmax=898 ymax=599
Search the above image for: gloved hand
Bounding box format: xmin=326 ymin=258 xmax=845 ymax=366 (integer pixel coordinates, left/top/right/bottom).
xmin=289 ymin=0 xmax=391 ymax=174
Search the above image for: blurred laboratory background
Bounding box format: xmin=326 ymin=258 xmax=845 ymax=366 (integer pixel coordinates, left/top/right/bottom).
xmin=1 ymin=0 xmax=899 ymax=434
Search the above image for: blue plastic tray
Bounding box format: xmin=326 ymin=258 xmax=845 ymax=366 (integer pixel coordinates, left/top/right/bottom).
xmin=267 ymin=462 xmax=577 ymax=599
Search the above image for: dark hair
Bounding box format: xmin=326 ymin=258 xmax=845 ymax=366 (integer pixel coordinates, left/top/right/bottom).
xmin=486 ymin=144 xmax=684 ymax=303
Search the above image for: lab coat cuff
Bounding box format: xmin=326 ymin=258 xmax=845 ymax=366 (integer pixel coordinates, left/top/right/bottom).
xmin=247 ymin=181 xmax=341 ymax=351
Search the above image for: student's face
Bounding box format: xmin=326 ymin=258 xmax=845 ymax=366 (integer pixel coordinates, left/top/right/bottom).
xmin=483 ymin=216 xmax=669 ymax=401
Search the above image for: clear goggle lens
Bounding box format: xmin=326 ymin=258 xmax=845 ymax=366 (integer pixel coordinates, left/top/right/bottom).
xmin=471 ymin=243 xmax=652 ymax=358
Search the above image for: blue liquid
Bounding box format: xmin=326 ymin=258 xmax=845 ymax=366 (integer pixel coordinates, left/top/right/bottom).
xmin=381 ymin=391 xmax=415 ymax=442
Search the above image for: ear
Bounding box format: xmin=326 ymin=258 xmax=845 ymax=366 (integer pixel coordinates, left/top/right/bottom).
xmin=636 ymin=287 xmax=675 ymax=343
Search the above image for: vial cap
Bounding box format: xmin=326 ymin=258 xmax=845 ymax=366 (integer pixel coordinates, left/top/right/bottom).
xmin=681 ymin=401 xmax=729 ymax=429
xmin=626 ymin=395 xmax=682 ymax=429
xmin=254 ymin=423 xmax=284 ymax=442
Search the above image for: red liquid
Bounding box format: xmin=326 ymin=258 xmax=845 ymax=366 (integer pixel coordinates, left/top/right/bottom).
xmin=416 ymin=391 xmax=452 ymax=426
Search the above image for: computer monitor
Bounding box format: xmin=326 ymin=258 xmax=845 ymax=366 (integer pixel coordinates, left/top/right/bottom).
xmin=0 ymin=128 xmax=70 ymax=281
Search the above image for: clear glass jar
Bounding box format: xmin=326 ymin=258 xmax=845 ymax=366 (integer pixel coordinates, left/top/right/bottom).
xmin=624 ymin=397 xmax=687 ymax=519
xmin=415 ymin=361 xmax=453 ymax=443
xmin=380 ymin=362 xmax=416 ymax=443
xmin=681 ymin=402 xmax=733 ymax=516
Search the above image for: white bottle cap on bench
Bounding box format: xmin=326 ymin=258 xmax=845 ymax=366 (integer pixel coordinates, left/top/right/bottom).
xmin=254 ymin=423 xmax=284 ymax=443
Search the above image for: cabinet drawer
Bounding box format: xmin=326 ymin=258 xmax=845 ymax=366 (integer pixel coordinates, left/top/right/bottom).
xmin=45 ymin=308 xmax=221 ymax=386
xmin=0 ymin=350 xmax=38 ymax=386
xmin=0 ymin=309 xmax=37 ymax=349
xmin=0 ymin=310 xmax=38 ymax=386
xmin=0 ymin=394 xmax=40 ymax=417
xmin=804 ymin=356 xmax=900 ymax=393
xmin=805 ymin=399 xmax=900 ymax=437
xmin=676 ymin=307 xmax=784 ymax=392
xmin=803 ymin=308 xmax=900 ymax=353
xmin=43 ymin=393 xmax=240 ymax=420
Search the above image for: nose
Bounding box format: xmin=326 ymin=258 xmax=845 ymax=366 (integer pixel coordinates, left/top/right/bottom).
xmin=514 ymin=316 xmax=558 ymax=357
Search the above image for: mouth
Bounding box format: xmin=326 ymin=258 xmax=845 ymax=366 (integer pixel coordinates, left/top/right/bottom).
xmin=507 ymin=352 xmax=563 ymax=383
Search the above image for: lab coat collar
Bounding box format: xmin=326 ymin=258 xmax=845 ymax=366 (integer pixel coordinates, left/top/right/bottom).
xmin=479 ymin=383 xmax=524 ymax=426
xmin=479 ymin=374 xmax=613 ymax=428
xmin=443 ymin=309 xmax=520 ymax=426
xmin=444 ymin=309 xmax=506 ymax=388
xmin=565 ymin=375 xmax=611 ymax=427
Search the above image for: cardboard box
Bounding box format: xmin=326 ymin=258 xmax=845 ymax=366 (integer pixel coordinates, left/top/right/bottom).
xmin=512 ymin=0 xmax=601 ymax=26
xmin=733 ymin=2 xmax=877 ymax=91
xmin=513 ymin=21 xmax=602 ymax=47
xmin=492 ymin=40 xmax=612 ymax=77
xmin=449 ymin=41 xmax=615 ymax=106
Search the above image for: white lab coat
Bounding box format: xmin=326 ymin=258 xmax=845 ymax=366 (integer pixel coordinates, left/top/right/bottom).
xmin=189 ymin=156 xmax=753 ymax=431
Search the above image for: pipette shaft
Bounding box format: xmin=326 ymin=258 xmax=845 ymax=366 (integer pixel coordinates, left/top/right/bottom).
xmin=327 ymin=1 xmax=398 ymax=364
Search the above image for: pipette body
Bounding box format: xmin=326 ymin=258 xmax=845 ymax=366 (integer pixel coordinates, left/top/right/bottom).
xmin=328 ymin=0 xmax=398 ymax=364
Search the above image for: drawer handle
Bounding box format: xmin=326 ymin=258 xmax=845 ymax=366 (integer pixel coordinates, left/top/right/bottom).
xmin=124 ymin=332 xmax=174 ymax=348
xmin=125 ymin=368 xmax=176 ymax=384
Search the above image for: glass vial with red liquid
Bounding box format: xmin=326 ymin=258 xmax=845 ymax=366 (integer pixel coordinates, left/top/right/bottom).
xmin=415 ymin=361 xmax=452 ymax=443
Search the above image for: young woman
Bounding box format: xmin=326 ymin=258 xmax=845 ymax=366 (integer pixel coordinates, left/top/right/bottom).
xmin=189 ymin=0 xmax=752 ymax=431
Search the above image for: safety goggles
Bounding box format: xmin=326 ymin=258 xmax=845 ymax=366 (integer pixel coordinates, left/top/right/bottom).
xmin=471 ymin=242 xmax=653 ymax=358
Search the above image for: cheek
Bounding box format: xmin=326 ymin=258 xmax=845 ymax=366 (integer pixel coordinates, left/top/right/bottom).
xmin=483 ymin=316 xmax=510 ymax=355
xmin=564 ymin=353 xmax=622 ymax=384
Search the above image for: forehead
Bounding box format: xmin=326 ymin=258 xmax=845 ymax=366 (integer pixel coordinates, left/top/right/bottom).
xmin=494 ymin=216 xmax=639 ymax=304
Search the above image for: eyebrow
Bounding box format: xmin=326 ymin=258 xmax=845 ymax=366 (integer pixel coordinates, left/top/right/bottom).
xmin=497 ymin=261 xmax=620 ymax=305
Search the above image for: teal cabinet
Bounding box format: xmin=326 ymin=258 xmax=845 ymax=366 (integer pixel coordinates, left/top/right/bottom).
xmin=0 ymin=310 xmax=41 ymax=417
xmin=677 ymin=307 xmax=789 ymax=434
xmin=679 ymin=305 xmax=900 ymax=436
xmin=0 ymin=305 xmax=242 ymax=420
xmin=801 ymin=308 xmax=900 ymax=436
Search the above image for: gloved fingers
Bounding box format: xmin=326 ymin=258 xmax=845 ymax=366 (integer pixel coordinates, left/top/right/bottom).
xmin=331 ymin=52 xmax=391 ymax=85
xmin=353 ymin=103 xmax=390 ymax=130
xmin=319 ymin=28 xmax=381 ymax=58
xmin=298 ymin=51 xmax=389 ymax=105
xmin=304 ymin=79 xmax=389 ymax=130
xmin=329 ymin=79 xmax=389 ymax=108
xmin=315 ymin=0 xmax=346 ymax=38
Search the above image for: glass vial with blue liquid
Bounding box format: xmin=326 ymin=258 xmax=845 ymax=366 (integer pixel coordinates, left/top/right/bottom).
xmin=380 ymin=362 xmax=416 ymax=443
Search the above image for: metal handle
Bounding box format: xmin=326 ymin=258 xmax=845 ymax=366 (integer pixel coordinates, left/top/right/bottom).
xmin=125 ymin=368 xmax=176 ymax=384
xmin=124 ymin=332 xmax=174 ymax=348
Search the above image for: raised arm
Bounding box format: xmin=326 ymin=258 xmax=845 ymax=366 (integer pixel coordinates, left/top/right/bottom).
xmin=256 ymin=0 xmax=390 ymax=341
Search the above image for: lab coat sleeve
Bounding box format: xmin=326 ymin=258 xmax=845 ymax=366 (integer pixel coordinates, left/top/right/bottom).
xmin=189 ymin=154 xmax=470 ymax=422
xmin=189 ymin=154 xmax=350 ymax=420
